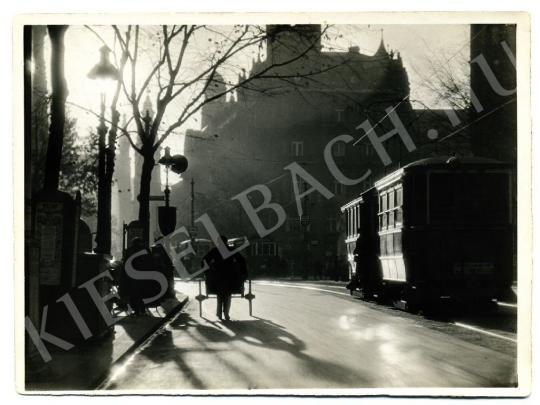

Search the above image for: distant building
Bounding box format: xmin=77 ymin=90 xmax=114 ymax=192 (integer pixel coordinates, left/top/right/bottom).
xmin=173 ymin=25 xmax=468 ymax=278
xmin=111 ymin=115 xmax=132 ymax=258
xmin=470 ymin=24 xmax=517 ymax=282
xmin=470 ymin=24 xmax=517 ymax=163
xmin=111 ymin=94 xmax=164 ymax=256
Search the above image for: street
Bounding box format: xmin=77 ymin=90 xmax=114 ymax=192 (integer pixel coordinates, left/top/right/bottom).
xmin=101 ymin=280 xmax=517 ymax=390
xmin=20 ymin=20 xmax=527 ymax=396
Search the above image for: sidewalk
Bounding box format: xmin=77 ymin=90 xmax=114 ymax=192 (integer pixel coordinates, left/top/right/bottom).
xmin=25 ymin=291 xmax=188 ymax=391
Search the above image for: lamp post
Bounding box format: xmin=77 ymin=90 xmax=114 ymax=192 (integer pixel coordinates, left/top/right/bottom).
xmin=87 ymin=45 xmax=120 ymax=255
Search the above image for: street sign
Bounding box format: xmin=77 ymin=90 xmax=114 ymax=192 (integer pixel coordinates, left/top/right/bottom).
xmin=35 ymin=201 xmax=63 ymax=286
xmin=34 ymin=189 xmax=80 ymax=288
xmin=158 ymin=206 xmax=177 ymax=236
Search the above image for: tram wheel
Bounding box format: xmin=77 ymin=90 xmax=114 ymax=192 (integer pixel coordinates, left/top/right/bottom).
xmin=401 ymin=284 xmax=423 ymax=314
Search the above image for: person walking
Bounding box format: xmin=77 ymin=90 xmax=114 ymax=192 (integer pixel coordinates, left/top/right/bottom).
xmin=202 ymin=235 xmax=248 ymax=320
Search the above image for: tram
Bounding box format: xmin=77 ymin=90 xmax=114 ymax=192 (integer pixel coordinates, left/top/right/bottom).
xmin=341 ymin=156 xmax=514 ymax=310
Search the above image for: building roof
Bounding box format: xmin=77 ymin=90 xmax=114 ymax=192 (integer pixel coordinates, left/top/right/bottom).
xmin=373 ymin=37 xmax=389 ymax=58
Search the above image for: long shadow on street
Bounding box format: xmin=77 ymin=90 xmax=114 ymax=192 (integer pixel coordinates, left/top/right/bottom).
xmin=107 ymin=311 xmax=375 ymax=389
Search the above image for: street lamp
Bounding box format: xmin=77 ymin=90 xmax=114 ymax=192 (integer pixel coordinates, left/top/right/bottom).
xmin=88 ymin=45 xmax=120 ymax=255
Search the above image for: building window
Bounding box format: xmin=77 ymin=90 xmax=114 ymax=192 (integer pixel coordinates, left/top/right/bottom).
xmin=327 ymin=218 xmax=337 ymax=232
xmin=334 ymin=181 xmax=345 ymax=195
xmin=298 ymin=178 xmax=309 ymax=192
xmin=362 ymin=144 xmax=373 ymax=156
xmin=291 ymin=141 xmax=304 ymax=157
xmin=286 ymin=218 xmax=302 ymax=233
xmin=332 ymin=142 xmax=346 ymax=157
xmin=252 ymin=241 xmax=278 ymax=256
xmin=336 ymin=108 xmax=345 ymax=122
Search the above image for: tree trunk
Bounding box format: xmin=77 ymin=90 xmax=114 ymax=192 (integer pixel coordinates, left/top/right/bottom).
xmin=94 ymin=113 xmax=108 ymax=253
xmin=44 ymin=25 xmax=68 ymax=191
xmin=138 ymin=147 xmax=155 ymax=247
xmin=95 ymin=108 xmax=120 ymax=255
xmin=31 ymin=25 xmax=48 ymax=195
xmin=104 ymin=109 xmax=120 ymax=252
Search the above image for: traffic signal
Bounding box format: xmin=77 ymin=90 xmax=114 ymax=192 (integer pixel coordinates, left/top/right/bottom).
xmin=158 ymin=147 xmax=188 ymax=174
xmin=169 ymin=155 xmax=188 ymax=174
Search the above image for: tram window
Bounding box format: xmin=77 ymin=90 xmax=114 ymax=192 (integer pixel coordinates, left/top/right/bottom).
xmin=386 ymin=234 xmax=394 ymax=255
xmin=396 ymin=207 xmax=403 ymax=225
xmin=381 ymin=193 xmax=388 ymax=211
xmin=388 ymin=190 xmax=395 ymax=209
xmin=388 ymin=210 xmax=395 ymax=227
xmin=396 ymin=187 xmax=403 ymax=207
xmin=394 ymin=232 xmax=402 ymax=253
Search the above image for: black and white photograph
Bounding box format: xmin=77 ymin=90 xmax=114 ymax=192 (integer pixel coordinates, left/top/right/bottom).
xmin=14 ymin=12 xmax=531 ymax=396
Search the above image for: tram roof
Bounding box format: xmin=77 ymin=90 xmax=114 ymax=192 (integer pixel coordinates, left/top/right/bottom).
xmin=402 ymin=156 xmax=509 ymax=169
xmin=340 ymin=195 xmax=363 ymax=211
xmin=375 ymin=156 xmax=511 ymax=190
xmin=179 ymin=238 xmax=212 ymax=244
xmin=341 ymin=156 xmax=511 ymax=209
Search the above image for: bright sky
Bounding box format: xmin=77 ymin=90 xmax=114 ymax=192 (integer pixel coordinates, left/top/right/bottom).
xmin=43 ymin=24 xmax=470 ymax=185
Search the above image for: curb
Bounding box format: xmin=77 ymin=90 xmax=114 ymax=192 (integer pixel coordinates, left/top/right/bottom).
xmin=91 ymin=296 xmax=189 ymax=390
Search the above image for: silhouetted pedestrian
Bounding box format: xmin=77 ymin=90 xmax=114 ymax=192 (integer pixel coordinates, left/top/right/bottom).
xmin=347 ymin=234 xmax=365 ymax=292
xmin=202 ymin=235 xmax=248 ymax=320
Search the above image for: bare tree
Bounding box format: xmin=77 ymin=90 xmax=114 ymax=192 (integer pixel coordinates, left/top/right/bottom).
xmin=410 ymin=48 xmax=473 ymax=157
xmin=419 ymin=51 xmax=471 ymax=116
xmin=109 ymin=24 xmax=337 ymax=245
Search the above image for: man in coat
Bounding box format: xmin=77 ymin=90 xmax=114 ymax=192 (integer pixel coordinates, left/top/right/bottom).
xmin=202 ymin=235 xmax=248 ymax=320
